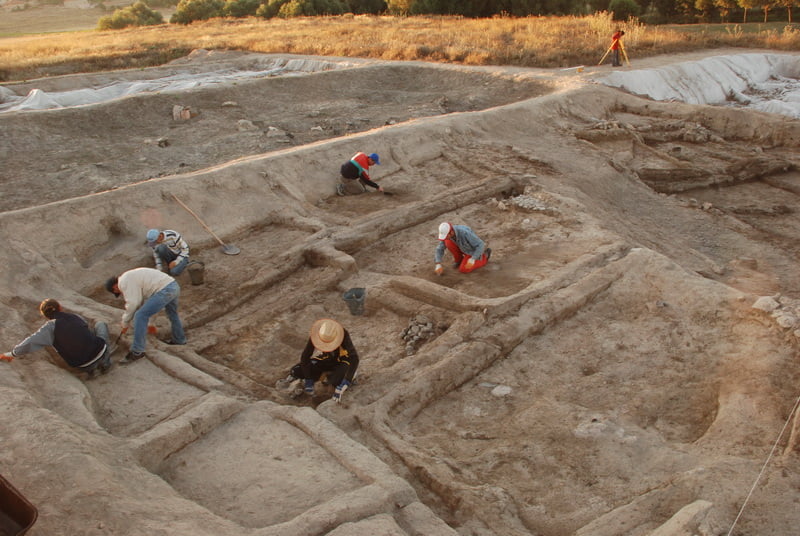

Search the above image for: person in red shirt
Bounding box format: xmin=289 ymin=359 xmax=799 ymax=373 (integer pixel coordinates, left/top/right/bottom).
xmin=611 ymin=30 xmax=625 ymax=67
xmin=337 ymin=151 xmax=383 ymax=196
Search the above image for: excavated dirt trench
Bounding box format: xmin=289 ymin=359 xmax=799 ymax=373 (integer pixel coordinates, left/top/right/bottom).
xmin=2 ymin=52 xmax=800 ymax=536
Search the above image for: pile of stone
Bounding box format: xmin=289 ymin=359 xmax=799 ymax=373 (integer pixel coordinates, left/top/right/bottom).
xmin=752 ymin=294 xmax=800 ymax=341
xmin=401 ymin=315 xmax=439 ymax=356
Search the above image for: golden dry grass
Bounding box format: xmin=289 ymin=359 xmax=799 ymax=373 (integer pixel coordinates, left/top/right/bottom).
xmin=1 ymin=12 xmax=799 ymax=82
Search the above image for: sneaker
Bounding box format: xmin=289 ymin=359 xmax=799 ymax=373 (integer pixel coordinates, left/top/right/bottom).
xmin=486 ymin=248 xmax=492 ymax=261
xmin=276 ymin=374 xmax=296 ymax=387
xmin=120 ymin=351 xmax=146 ymax=364
xmin=166 ymin=340 xmax=186 ymax=345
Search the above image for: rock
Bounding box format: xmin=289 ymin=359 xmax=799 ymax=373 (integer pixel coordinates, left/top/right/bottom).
xmin=775 ymin=314 xmax=797 ymax=329
xmin=237 ymin=120 xmax=259 ymax=131
xmin=491 ymin=385 xmax=512 ymax=397
xmin=752 ymin=296 xmax=780 ymax=312
xmin=172 ymin=105 xmax=195 ymax=120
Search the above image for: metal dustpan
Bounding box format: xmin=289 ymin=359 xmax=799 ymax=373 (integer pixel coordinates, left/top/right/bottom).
xmin=221 ymin=243 xmax=240 ymax=255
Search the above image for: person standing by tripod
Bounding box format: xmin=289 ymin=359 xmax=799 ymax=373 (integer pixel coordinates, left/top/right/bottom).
xmin=610 ymin=29 xmax=625 ymax=67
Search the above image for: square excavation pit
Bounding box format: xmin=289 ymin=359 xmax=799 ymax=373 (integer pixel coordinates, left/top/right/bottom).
xmin=355 ymin=209 xmax=616 ymax=300
xmin=400 ymin=250 xmax=797 ymax=535
xmin=86 ymin=359 xmax=206 ymax=437
xmin=158 ymin=404 xmax=361 ymax=528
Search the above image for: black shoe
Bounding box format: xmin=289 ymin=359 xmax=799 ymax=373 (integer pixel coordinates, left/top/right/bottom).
xmin=121 ymin=351 xmax=146 ymax=364
xmin=166 ymin=340 xmax=186 ymax=345
xmin=98 ymin=358 xmax=113 ymax=374
xmin=486 ymin=248 xmax=492 ymax=261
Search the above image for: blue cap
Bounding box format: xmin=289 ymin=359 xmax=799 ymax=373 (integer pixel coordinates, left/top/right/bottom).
xmin=369 ymin=153 xmax=380 ymax=165
xmin=146 ymin=229 xmax=160 ymax=246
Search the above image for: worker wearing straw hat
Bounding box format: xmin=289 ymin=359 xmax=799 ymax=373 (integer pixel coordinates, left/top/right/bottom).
xmin=287 ymin=318 xmax=359 ymax=403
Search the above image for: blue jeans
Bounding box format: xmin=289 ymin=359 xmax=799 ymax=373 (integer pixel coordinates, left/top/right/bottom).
xmin=131 ymin=281 xmax=186 ymax=353
xmin=155 ymin=244 xmax=189 ymax=276
xmin=83 ymin=321 xmax=112 ymax=371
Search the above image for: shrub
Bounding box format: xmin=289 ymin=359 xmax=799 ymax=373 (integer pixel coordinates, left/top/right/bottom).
xmin=146 ymin=0 xmax=181 ymax=7
xmin=170 ymin=0 xmax=224 ymax=23
xmin=223 ymin=0 xmax=261 ymax=16
xmin=258 ymin=0 xmax=347 ymax=17
xmin=97 ymin=1 xmax=164 ymax=29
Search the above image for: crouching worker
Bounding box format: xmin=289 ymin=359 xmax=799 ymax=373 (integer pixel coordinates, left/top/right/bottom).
xmin=287 ymin=318 xmax=358 ymax=403
xmin=0 ymin=299 xmax=112 ymax=378
xmin=337 ymin=151 xmax=383 ymax=196
xmin=434 ymin=222 xmax=491 ymax=275
xmin=146 ymin=229 xmax=190 ymax=276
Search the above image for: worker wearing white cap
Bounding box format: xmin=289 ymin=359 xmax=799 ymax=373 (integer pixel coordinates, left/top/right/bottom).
xmin=434 ymin=222 xmax=491 ymax=275
xmin=146 ymin=229 xmax=190 ymax=276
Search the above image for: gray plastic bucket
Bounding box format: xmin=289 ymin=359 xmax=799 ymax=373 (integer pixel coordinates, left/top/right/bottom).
xmin=343 ymin=287 xmax=366 ymax=316
xmin=187 ymin=261 xmax=205 ymax=285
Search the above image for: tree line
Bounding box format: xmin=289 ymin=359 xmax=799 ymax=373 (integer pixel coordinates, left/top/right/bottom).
xmin=98 ymin=0 xmax=799 ymax=30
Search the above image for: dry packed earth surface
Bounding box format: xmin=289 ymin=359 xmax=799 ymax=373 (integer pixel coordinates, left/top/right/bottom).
xmin=1 ymin=49 xmax=799 ymax=536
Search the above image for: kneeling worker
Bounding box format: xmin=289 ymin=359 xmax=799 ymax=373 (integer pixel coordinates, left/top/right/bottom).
xmin=287 ymin=318 xmax=359 ymax=403
xmin=1 ymin=298 xmax=112 ymax=377
xmin=146 ymin=228 xmax=190 ymax=276
xmin=434 ymin=222 xmax=491 ymax=275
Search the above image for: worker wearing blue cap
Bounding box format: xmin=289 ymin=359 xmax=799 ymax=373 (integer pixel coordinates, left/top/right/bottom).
xmin=337 ymin=151 xmax=384 ymax=196
xmin=146 ymin=229 xmax=190 ymax=276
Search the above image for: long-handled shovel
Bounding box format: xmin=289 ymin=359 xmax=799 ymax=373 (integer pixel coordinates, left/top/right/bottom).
xmin=171 ymin=194 xmax=240 ymax=255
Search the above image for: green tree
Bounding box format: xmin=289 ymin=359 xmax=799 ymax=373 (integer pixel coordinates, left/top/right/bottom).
xmin=344 ymin=0 xmax=386 ymax=13
xmin=385 ymin=0 xmax=412 ymax=14
xmin=738 ymin=0 xmax=760 ymax=20
xmin=97 ymin=1 xmax=164 ymax=29
xmin=170 ymin=0 xmax=224 ymax=22
xmin=222 ymin=0 xmax=260 ymax=16
xmin=608 ymin=0 xmax=640 ymax=18
xmin=259 ymin=0 xmax=346 ymax=16
xmin=713 ymin=0 xmax=738 ymax=20
xmin=774 ymin=0 xmax=797 ymax=21
xmin=759 ymin=0 xmax=773 ymax=20
xmin=694 ymin=0 xmax=715 ymax=19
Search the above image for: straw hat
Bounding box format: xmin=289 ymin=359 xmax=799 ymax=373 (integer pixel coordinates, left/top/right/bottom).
xmin=309 ymin=318 xmax=344 ymax=352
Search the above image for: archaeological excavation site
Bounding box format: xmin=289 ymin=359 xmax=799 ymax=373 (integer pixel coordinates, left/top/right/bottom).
xmin=1 ymin=50 xmax=800 ymax=536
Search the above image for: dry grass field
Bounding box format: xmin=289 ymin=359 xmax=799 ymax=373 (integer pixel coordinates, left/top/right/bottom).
xmin=1 ymin=10 xmax=799 ymax=82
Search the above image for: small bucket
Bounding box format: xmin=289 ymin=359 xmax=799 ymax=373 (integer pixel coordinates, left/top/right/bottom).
xmin=342 ymin=287 xmax=366 ymax=316
xmin=0 ymin=474 xmax=38 ymax=536
xmin=187 ymin=261 xmax=205 ymax=285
